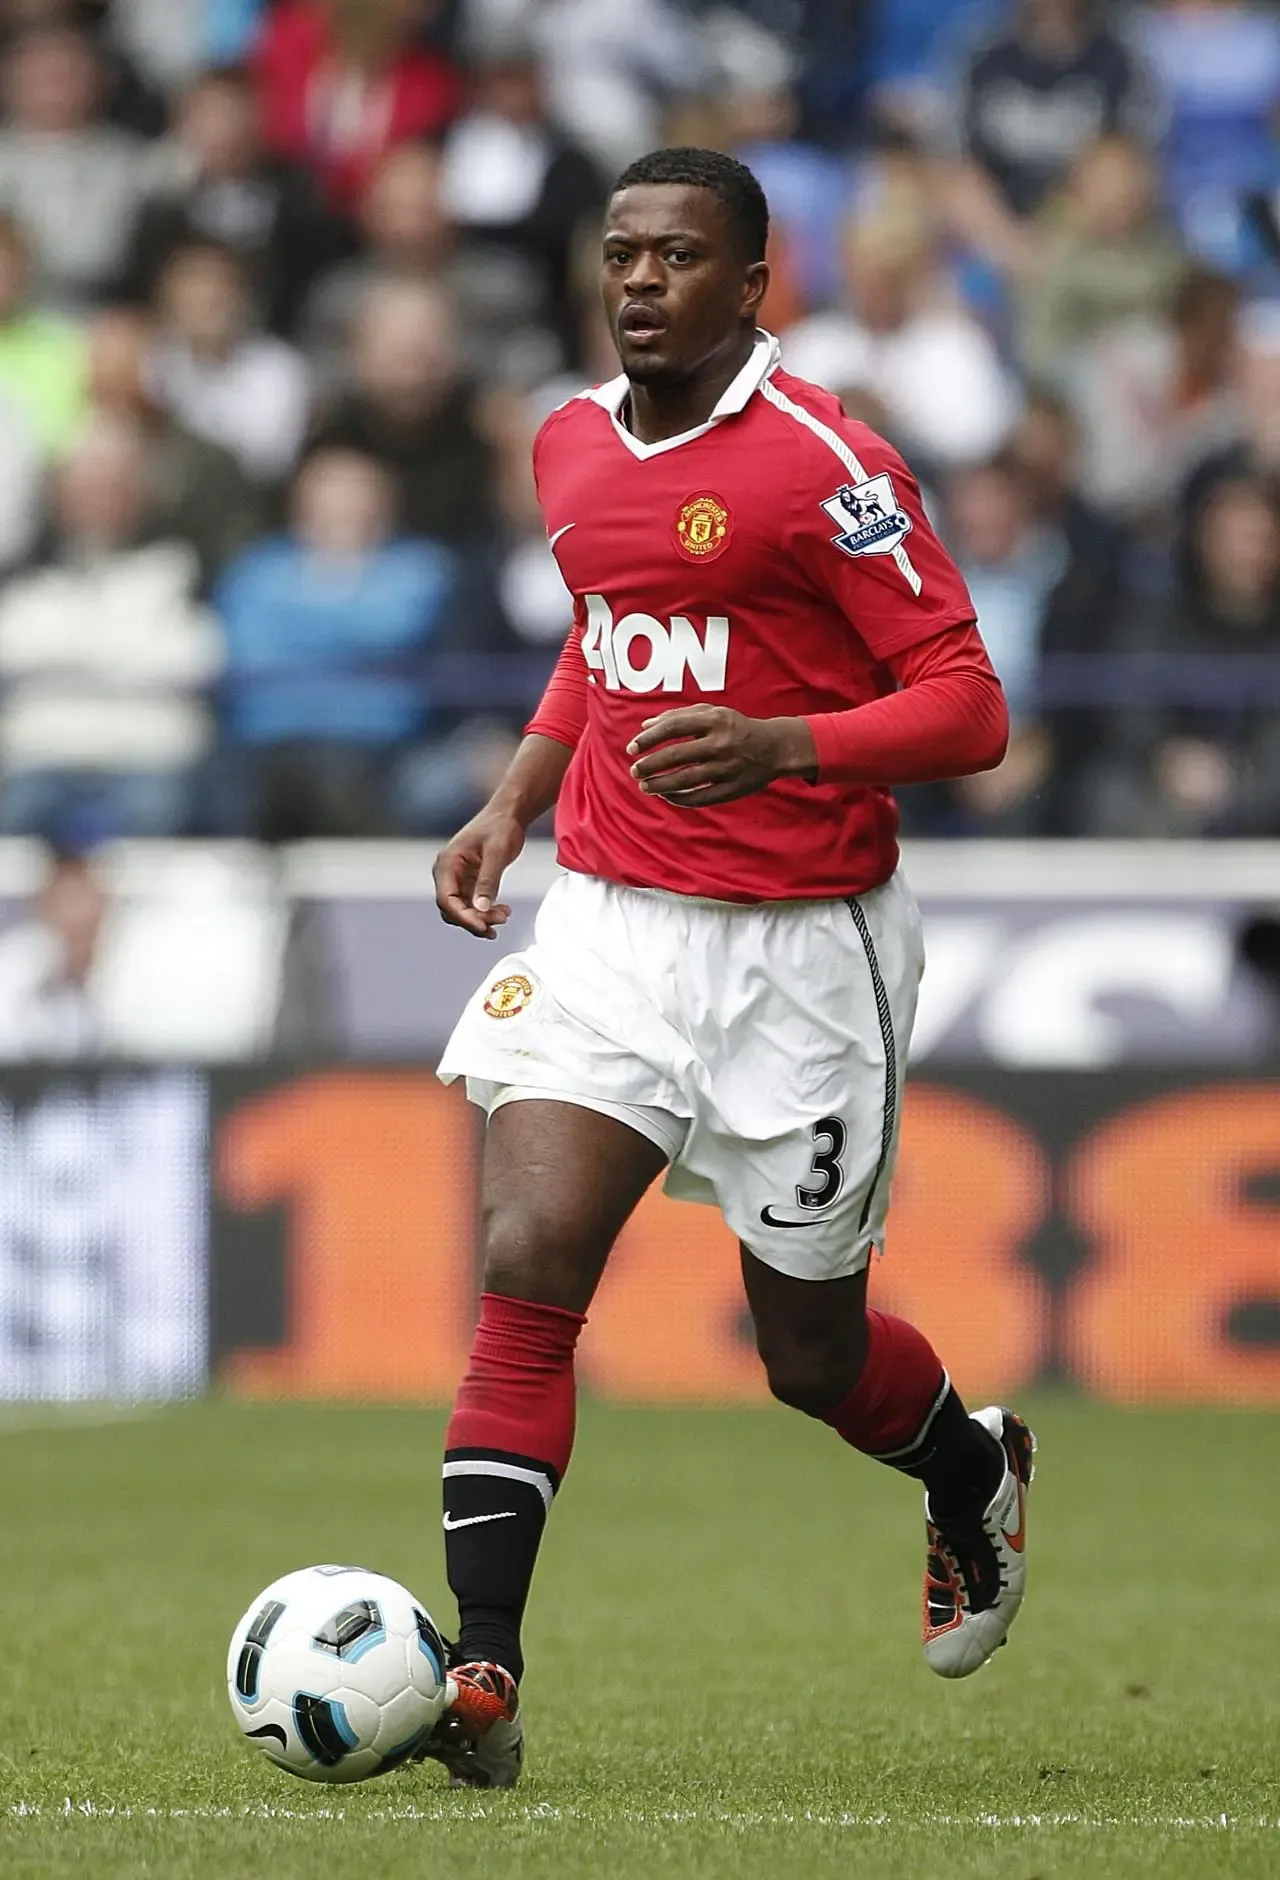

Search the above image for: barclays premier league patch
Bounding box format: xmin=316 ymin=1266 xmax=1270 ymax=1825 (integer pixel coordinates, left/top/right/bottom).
xmin=821 ymin=475 xmax=912 ymax=559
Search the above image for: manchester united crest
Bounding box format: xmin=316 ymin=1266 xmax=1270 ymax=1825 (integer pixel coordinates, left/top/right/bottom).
xmin=483 ymin=973 xmax=534 ymax=1020
xmin=675 ymin=493 xmax=731 ymax=561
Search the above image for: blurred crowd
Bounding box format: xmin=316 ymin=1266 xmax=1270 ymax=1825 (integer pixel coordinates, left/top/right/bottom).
xmin=0 ymin=0 xmax=1278 ymax=842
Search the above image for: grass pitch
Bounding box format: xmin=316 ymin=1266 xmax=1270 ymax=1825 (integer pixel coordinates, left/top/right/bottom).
xmin=1 ymin=1398 xmax=1277 ymax=1880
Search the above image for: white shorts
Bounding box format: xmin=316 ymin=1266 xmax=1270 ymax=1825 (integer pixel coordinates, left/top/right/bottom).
xmin=437 ymin=869 xmax=924 ymax=1281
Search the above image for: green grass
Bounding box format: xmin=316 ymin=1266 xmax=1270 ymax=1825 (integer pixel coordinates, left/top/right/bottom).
xmin=1 ymin=1399 xmax=1277 ymax=1879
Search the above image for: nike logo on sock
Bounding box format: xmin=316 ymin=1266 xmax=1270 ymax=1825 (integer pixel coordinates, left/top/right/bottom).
xmin=442 ymin=1510 xmax=520 ymax=1532
xmin=548 ymin=523 xmax=576 ymax=550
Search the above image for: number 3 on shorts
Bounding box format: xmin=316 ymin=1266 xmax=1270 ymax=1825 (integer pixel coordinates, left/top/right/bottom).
xmin=797 ymin=1116 xmax=847 ymax=1210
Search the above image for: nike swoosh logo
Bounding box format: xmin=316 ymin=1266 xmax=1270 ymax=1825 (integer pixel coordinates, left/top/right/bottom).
xmin=759 ymin=1206 xmax=831 ymax=1229
xmin=548 ymin=523 xmax=576 ymax=550
xmin=1002 ymin=1477 xmax=1027 ymax=1553
xmin=442 ymin=1510 xmax=519 ymax=1532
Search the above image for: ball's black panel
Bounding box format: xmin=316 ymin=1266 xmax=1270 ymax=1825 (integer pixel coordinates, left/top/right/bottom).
xmin=235 ymin=1598 xmax=286 ymax=1702
xmin=244 ymin=1723 xmax=288 ymax=1751
xmin=414 ymin=1608 xmax=446 ymax=1679
xmin=313 ymin=1599 xmax=383 ymax=1659
xmin=294 ymin=1692 xmax=357 ymax=1766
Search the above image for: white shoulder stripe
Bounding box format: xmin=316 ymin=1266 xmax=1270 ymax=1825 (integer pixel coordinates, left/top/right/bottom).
xmin=761 ymin=378 xmax=923 ymax=597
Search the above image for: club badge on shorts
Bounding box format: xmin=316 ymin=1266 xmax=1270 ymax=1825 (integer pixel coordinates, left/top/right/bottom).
xmin=675 ymin=492 xmax=731 ymax=561
xmin=821 ymin=475 xmax=911 ymax=559
xmin=484 ymin=973 xmax=534 ymax=1019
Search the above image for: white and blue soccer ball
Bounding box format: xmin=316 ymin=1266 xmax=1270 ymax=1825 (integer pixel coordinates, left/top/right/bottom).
xmin=227 ymin=1565 xmax=450 ymax=1783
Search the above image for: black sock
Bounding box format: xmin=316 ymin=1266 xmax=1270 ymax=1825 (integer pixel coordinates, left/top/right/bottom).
xmin=873 ymin=1384 xmax=1005 ymax=1514
xmin=443 ymin=1448 xmax=559 ymax=1685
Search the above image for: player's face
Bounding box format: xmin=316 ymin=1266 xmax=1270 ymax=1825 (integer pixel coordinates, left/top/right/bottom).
xmin=601 ymin=184 xmax=767 ymax=386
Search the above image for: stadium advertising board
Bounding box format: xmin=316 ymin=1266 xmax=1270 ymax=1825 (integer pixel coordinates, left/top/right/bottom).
xmin=2 ymin=1066 xmax=1276 ymax=1408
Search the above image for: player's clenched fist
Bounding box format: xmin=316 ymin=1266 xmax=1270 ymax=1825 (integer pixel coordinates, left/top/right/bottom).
xmin=433 ymin=807 xmax=524 ymax=938
xmin=628 ymin=707 xmax=818 ymax=807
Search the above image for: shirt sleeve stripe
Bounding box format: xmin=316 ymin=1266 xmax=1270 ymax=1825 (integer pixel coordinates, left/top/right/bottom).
xmin=760 ymin=378 xmax=924 ymax=598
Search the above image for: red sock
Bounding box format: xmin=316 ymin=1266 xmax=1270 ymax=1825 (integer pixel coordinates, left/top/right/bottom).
xmin=443 ymin=1293 xmax=586 ymax=1681
xmin=822 ymin=1309 xmax=949 ymax=1464
xmin=446 ymin=1291 xmax=585 ymax=1485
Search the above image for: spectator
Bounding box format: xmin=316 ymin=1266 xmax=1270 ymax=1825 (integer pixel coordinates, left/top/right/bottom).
xmin=300 ymin=141 xmax=555 ymax=393
xmin=213 ymin=445 xmax=456 ymax=839
xmin=1017 ymin=135 xmax=1185 ymax=384
xmin=0 ymin=24 xmax=153 ymax=309
xmin=107 ymin=0 xmax=208 ymax=95
xmin=1013 ymin=382 xmax=1135 ymax=595
xmin=947 ymin=452 xmax=1067 ymax=723
xmin=440 ymin=34 xmax=604 ymax=370
xmin=0 ymin=211 xmax=86 ymax=452
xmin=0 ymin=416 xmax=222 ymax=838
xmin=726 ymin=73 xmax=854 ymax=312
xmin=1072 ymin=266 xmax=1242 ymax=518
xmin=0 ymin=844 xmax=110 ymax=1059
xmin=524 ymin=0 xmax=708 ymax=174
xmin=85 ymin=305 xmax=262 ymax=584
xmin=146 ymin=239 xmax=312 ymax=482
xmin=485 ymin=389 xmax=573 ymax=650
xmin=947 ymin=0 xmax=1152 ymax=273
xmin=309 ymin=276 xmax=494 ymax=544
xmin=861 ymin=0 xmax=989 ymax=139
xmin=1182 ymin=301 xmax=1280 ymax=533
xmin=125 ymin=63 xmax=342 ymax=335
xmin=782 ymin=210 xmax=1019 ymax=468
xmin=914 ymin=451 xmax=1100 ymax=833
xmin=1136 ymin=0 xmax=1280 ymax=273
xmin=253 ymin=0 xmax=461 ymax=213
xmin=1085 ymin=476 xmax=1280 ymax=835
xmin=3 ymin=0 xmax=168 ymax=139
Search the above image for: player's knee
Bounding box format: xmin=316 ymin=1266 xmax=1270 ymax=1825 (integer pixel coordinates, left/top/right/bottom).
xmin=758 ymin=1323 xmax=868 ymax=1418
xmin=481 ymin=1195 xmax=599 ymax=1312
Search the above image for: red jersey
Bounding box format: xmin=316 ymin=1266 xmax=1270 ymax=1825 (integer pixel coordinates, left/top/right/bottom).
xmin=255 ymin=4 xmax=460 ymax=211
xmin=529 ymin=332 xmax=981 ymax=904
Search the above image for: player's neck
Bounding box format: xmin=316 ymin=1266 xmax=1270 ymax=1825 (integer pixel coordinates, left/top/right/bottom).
xmin=621 ymin=331 xmax=757 ymax=444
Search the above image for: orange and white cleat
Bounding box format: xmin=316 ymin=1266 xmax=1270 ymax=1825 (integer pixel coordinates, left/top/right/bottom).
xmin=923 ymin=1406 xmax=1036 ymax=1679
xmin=420 ymin=1661 xmax=523 ymax=1788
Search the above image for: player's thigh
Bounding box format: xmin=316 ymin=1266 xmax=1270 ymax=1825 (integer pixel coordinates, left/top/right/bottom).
xmin=481 ymin=1098 xmax=668 ymax=1313
xmin=740 ymin=1244 xmax=870 ymax=1413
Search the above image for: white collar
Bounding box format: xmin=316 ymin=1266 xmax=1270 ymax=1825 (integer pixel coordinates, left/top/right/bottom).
xmin=587 ymin=328 xmax=781 ymax=460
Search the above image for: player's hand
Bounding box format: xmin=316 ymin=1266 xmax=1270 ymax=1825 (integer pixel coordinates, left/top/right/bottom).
xmin=433 ymin=808 xmax=525 ymax=939
xmin=627 ymin=708 xmax=818 ymax=807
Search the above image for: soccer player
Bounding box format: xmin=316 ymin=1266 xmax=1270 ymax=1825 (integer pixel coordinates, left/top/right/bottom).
xmin=423 ymin=148 xmax=1034 ymax=1788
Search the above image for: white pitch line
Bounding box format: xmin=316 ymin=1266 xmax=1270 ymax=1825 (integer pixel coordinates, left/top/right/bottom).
xmin=7 ymin=1801 xmax=1279 ymax=1830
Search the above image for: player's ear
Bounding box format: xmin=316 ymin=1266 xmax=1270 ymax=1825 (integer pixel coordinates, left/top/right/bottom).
xmin=741 ymin=260 xmax=769 ymax=321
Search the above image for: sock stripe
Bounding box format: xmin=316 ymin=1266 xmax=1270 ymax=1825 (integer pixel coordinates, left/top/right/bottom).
xmin=443 ymin=1458 xmax=556 ymax=1510
xmin=444 ymin=1444 xmax=563 ymax=1489
xmin=867 ymin=1368 xmax=951 ymax=1464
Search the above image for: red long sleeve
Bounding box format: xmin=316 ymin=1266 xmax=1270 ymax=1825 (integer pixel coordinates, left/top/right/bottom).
xmin=526 ymin=629 xmax=590 ymax=749
xmin=804 ymin=620 xmax=1008 ymax=786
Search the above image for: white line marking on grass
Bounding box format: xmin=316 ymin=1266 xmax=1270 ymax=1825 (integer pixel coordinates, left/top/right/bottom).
xmin=6 ymin=1801 xmax=1278 ymax=1831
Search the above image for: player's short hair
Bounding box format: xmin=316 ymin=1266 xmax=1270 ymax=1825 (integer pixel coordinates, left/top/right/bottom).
xmin=610 ymin=147 xmax=769 ymax=265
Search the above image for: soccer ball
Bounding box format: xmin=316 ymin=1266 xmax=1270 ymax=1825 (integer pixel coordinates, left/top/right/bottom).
xmin=227 ymin=1565 xmax=450 ymax=1783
